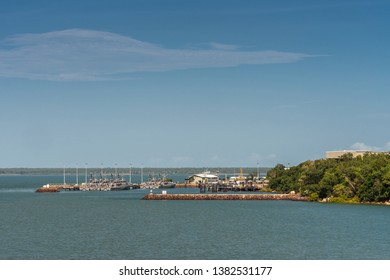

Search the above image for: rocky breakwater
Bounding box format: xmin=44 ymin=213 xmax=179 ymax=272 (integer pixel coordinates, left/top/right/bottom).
xmin=36 ymin=184 xmax=61 ymax=193
xmin=143 ymin=193 xmax=307 ymax=201
xmin=36 ymin=184 xmax=80 ymax=192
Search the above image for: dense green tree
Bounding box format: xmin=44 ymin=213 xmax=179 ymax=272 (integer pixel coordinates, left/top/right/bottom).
xmin=267 ymin=152 xmax=390 ymax=203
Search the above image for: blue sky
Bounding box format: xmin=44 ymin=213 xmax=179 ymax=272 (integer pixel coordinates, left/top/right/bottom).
xmin=0 ymin=0 xmax=389 ymax=168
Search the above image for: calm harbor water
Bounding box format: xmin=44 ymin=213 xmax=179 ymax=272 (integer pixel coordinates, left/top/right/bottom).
xmin=1 ymin=175 xmax=390 ymax=260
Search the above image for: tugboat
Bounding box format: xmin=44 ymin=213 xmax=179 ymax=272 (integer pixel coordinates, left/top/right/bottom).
xmin=110 ymin=182 xmax=132 ymax=191
xmin=140 ymin=175 xmax=176 ymax=189
xmin=159 ymin=175 xmax=176 ymax=189
xmin=159 ymin=181 xmax=176 ymax=189
xmin=140 ymin=178 xmax=160 ymax=189
xmin=109 ymin=174 xmax=137 ymax=191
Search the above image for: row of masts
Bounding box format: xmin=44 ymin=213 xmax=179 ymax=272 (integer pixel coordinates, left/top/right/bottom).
xmin=62 ymin=164 xmax=147 ymax=185
xmin=61 ymin=163 xmax=266 ymax=185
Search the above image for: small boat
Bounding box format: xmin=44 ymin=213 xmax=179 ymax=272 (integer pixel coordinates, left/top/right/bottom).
xmin=140 ymin=180 xmax=160 ymax=189
xmin=159 ymin=182 xmax=176 ymax=189
xmin=110 ymin=185 xmax=131 ymax=191
xmin=158 ymin=174 xmax=176 ymax=189
xmin=140 ymin=175 xmax=176 ymax=189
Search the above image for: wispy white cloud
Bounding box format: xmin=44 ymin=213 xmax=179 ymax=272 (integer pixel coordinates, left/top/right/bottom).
xmin=350 ymin=142 xmax=390 ymax=151
xmin=0 ymin=29 xmax=316 ymax=81
xmin=209 ymin=42 xmax=239 ymax=51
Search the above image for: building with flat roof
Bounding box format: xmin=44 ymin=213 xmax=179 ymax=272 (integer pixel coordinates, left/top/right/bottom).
xmin=186 ymin=171 xmax=219 ymax=184
xmin=325 ymin=150 xmax=382 ymax=159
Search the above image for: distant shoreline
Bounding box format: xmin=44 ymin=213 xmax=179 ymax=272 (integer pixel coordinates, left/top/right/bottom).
xmin=0 ymin=167 xmax=271 ymax=176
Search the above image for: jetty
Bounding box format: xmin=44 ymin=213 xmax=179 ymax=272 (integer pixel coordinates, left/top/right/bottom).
xmin=35 ymin=184 xmax=79 ymax=192
xmin=35 ymin=182 xmax=139 ymax=192
xmin=143 ymin=193 xmax=307 ymax=201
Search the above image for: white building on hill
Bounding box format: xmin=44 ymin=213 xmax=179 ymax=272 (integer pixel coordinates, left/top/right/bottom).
xmin=325 ymin=150 xmax=383 ymax=159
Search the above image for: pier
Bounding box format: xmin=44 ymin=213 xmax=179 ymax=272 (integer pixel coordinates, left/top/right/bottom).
xmin=35 ymin=184 xmax=79 ymax=192
xmin=175 ymin=182 xmax=268 ymax=192
xmin=143 ymin=193 xmax=307 ymax=201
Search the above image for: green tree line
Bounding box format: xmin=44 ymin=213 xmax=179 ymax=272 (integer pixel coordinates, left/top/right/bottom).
xmin=267 ymin=153 xmax=390 ymax=203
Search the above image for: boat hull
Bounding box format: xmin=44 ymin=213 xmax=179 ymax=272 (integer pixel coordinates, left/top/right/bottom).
xmin=159 ymin=183 xmax=176 ymax=189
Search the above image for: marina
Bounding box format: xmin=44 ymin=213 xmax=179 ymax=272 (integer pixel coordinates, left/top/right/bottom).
xmin=35 ymin=168 xmax=269 ymax=193
xmin=36 ymin=178 xmax=139 ymax=192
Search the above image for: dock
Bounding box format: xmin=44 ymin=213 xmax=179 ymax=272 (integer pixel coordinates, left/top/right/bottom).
xmin=35 ymin=182 xmax=139 ymax=192
xmin=143 ymin=193 xmax=307 ymax=201
xmin=35 ymin=184 xmax=79 ymax=192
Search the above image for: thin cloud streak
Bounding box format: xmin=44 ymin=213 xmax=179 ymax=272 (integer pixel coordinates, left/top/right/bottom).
xmin=0 ymin=29 xmax=317 ymax=81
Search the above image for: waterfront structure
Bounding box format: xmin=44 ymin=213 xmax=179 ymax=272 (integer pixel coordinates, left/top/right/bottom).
xmin=325 ymin=150 xmax=384 ymax=159
xmin=144 ymin=193 xmax=307 ymax=201
xmin=186 ymin=171 xmax=219 ymax=185
xmin=228 ymin=167 xmax=246 ymax=187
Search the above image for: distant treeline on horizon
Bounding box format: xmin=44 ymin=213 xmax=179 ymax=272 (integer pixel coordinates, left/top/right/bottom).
xmin=0 ymin=167 xmax=271 ymax=176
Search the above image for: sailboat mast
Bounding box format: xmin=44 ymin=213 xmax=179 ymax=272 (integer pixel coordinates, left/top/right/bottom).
xmin=63 ymin=166 xmax=66 ymax=185
xmin=85 ymin=163 xmax=88 ymax=184
xmin=129 ymin=163 xmax=132 ymax=183
xmin=141 ymin=164 xmax=144 ymax=183
xmin=76 ymin=164 xmax=79 ymax=185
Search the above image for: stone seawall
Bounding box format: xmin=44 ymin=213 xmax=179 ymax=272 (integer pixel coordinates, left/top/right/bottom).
xmin=143 ymin=193 xmax=307 ymax=201
xmin=36 ymin=184 xmax=79 ymax=193
xmin=36 ymin=186 xmax=60 ymax=193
